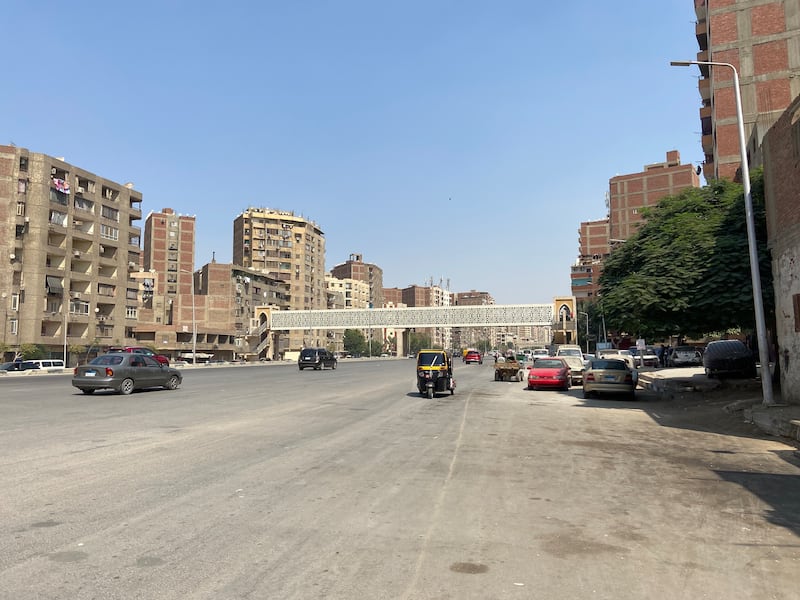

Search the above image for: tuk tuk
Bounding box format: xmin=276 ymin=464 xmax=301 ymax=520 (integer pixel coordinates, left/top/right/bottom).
xmin=416 ymin=349 xmax=455 ymax=399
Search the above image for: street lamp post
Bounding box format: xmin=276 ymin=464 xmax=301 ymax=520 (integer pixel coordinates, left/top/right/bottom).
xmin=579 ymin=311 xmax=589 ymax=354
xmin=670 ymin=60 xmax=774 ymax=406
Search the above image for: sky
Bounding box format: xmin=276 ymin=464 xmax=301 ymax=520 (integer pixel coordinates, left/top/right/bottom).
xmin=3 ymin=1 xmax=704 ymax=305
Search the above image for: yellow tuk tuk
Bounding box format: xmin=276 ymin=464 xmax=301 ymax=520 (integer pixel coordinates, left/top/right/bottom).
xmin=416 ymin=349 xmax=455 ymax=399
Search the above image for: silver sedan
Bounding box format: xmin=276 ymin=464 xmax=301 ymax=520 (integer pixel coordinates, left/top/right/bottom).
xmin=72 ymin=353 xmax=183 ymax=395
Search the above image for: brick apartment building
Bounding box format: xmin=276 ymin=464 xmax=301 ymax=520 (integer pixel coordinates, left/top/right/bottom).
xmin=690 ymin=0 xmax=800 ymax=181
xmin=329 ymin=253 xmax=384 ymax=310
xmin=571 ymin=151 xmax=700 ymax=302
xmin=0 ymin=145 xmax=143 ymax=363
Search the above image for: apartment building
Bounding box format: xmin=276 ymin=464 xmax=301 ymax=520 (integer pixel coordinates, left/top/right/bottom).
xmin=233 ymin=208 xmax=326 ymax=350
xmin=690 ymin=0 xmax=800 ymax=180
xmin=329 ymin=253 xmax=384 ymax=309
xmin=570 ymin=151 xmax=700 ymax=303
xmin=0 ymin=145 xmax=142 ymax=363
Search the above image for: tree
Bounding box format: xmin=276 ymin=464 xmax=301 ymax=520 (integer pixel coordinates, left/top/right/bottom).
xmin=18 ymin=344 xmax=46 ymax=360
xmin=343 ymin=329 xmax=366 ymax=356
xmin=599 ymin=170 xmax=774 ymax=339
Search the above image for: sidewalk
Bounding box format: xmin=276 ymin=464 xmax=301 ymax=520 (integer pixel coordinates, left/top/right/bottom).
xmin=637 ymin=366 xmax=800 ymax=445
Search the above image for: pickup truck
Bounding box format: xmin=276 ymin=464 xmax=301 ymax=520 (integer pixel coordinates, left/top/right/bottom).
xmin=494 ymin=356 xmax=522 ymax=381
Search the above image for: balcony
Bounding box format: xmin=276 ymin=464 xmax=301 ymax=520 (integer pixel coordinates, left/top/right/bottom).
xmin=695 ymin=20 xmax=708 ymax=51
xmin=699 ymin=77 xmax=711 ymax=102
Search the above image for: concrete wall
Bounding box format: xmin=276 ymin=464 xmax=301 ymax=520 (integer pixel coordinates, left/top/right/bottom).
xmin=763 ymin=93 xmax=800 ymax=403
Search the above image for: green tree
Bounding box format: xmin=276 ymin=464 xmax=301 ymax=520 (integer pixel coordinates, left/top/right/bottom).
xmin=18 ymin=344 xmax=47 ymax=360
xmin=343 ymin=329 xmax=366 ymax=355
xmin=599 ymin=171 xmax=773 ymax=339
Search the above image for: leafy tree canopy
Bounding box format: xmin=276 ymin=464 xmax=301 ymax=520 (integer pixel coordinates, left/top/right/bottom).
xmin=598 ymin=170 xmax=773 ymax=340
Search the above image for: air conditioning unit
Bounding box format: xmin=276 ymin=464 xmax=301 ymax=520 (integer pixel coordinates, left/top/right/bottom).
xmin=128 ymin=262 xmax=137 ymax=269
xmin=77 ymin=186 xmax=85 ymax=194
xmin=73 ymin=250 xmax=81 ymax=257
xmin=71 ymin=292 xmax=81 ymax=299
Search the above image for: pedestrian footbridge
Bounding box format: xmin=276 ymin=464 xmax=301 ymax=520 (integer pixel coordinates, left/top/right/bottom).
xmin=266 ymin=304 xmax=555 ymax=330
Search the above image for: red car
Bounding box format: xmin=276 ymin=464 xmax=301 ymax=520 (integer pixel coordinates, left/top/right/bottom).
xmin=106 ymin=346 xmax=170 ymax=366
xmin=526 ymin=357 xmax=571 ymax=391
xmin=464 ymin=351 xmax=483 ymax=364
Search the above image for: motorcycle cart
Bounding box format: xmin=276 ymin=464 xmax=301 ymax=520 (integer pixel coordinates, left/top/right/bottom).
xmin=416 ymin=349 xmax=455 ymax=399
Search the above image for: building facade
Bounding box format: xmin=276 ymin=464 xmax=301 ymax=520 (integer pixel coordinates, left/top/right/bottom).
xmin=691 ymin=0 xmax=800 ymax=180
xmin=329 ymin=253 xmax=384 ymax=309
xmin=0 ymin=145 xmax=142 ymax=363
xmin=571 ymin=151 xmax=700 ymax=303
xmin=233 ymin=208 xmax=326 ymax=350
xmin=762 ymin=93 xmax=800 ymax=404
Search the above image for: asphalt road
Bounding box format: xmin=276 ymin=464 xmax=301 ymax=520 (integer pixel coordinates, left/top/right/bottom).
xmin=1 ymin=360 xmax=799 ymax=599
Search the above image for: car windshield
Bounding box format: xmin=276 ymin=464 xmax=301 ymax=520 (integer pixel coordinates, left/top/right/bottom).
xmin=535 ymin=359 xmax=564 ymax=369
xmin=591 ymin=359 xmax=627 ymax=370
xmin=417 ymin=353 xmax=445 ymax=366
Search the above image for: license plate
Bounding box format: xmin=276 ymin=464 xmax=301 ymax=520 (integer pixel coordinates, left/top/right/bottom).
xmin=604 ymin=375 xmax=617 ymax=381
xmin=85 ymin=370 xmax=97 ymax=377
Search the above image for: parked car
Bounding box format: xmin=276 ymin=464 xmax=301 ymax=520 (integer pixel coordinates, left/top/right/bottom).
xmin=702 ymin=340 xmax=757 ymax=379
xmin=298 ymin=348 xmax=338 ymax=371
xmin=0 ymin=361 xmax=41 ymax=372
xmin=668 ymin=345 xmax=703 ymax=367
xmin=464 ymin=350 xmax=483 ymax=364
xmin=583 ymin=358 xmax=637 ymax=400
xmin=72 ymin=353 xmax=182 ymax=395
xmin=559 ymin=355 xmax=586 ymax=386
xmin=526 ymin=357 xmax=571 ymax=391
xmin=106 ymin=346 xmax=170 ymax=366
xmin=28 ymin=359 xmax=66 ymax=372
xmin=628 ymin=346 xmax=659 ymax=367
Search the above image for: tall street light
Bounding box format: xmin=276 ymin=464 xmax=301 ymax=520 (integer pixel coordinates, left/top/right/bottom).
xmin=670 ymin=60 xmax=774 ymax=406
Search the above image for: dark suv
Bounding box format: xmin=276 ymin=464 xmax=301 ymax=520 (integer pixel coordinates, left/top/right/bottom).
xmin=298 ymin=348 xmax=337 ymax=371
xmin=107 ymin=346 xmax=170 ymax=366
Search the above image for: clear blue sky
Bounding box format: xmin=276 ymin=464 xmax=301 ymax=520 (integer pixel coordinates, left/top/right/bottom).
xmin=3 ymin=1 xmax=703 ymax=305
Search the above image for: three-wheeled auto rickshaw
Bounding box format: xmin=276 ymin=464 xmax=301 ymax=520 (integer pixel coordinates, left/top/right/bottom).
xmin=416 ymin=349 xmax=455 ymax=399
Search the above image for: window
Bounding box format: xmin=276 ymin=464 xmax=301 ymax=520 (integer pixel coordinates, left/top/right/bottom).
xmin=126 ymin=306 xmax=138 ymax=319
xmin=10 ymin=319 xmax=18 ymax=335
xmin=46 ymin=276 xmax=64 ymax=295
xmin=100 ymin=224 xmax=119 ymax=240
xmin=16 ymin=201 xmax=25 ymax=216
xmin=49 ymin=210 xmax=67 ymax=226
xmin=70 ymin=300 xmax=89 ymax=315
xmin=74 ymin=196 xmax=94 ymax=212
xmin=17 ymin=179 xmax=27 ymax=193
xmin=19 ymin=157 xmax=28 ymax=171
xmin=101 ymin=205 xmax=119 ymax=221
xmin=794 ymin=294 xmax=800 ymax=332
xmin=50 ymin=188 xmax=68 ymax=205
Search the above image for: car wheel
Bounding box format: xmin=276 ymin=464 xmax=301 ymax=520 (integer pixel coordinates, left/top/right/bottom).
xmin=582 ymin=388 xmax=589 ymax=399
xmin=118 ymin=378 xmax=134 ymax=395
xmin=705 ymin=368 xmax=714 ymax=379
xmin=81 ymin=388 xmax=95 ymax=395
xmin=165 ymin=375 xmax=180 ymax=390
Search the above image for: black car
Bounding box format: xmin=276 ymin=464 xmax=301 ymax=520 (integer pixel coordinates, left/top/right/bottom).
xmin=0 ymin=361 xmax=41 ymax=372
xmin=298 ymin=348 xmax=337 ymax=371
xmin=703 ymin=340 xmax=757 ymax=379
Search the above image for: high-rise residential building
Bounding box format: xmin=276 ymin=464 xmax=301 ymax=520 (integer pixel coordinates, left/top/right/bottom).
xmin=325 ymin=274 xmax=370 ymax=309
xmin=0 ymin=145 xmax=142 ymax=363
xmin=690 ymin=0 xmax=800 ymax=180
xmin=330 ymin=253 xmax=384 ymax=309
xmin=143 ymin=208 xmax=196 ymax=299
xmin=570 ymin=151 xmax=700 ymax=302
xmin=398 ymin=283 xmax=452 ymax=349
xmin=233 ymin=208 xmax=326 ymax=350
